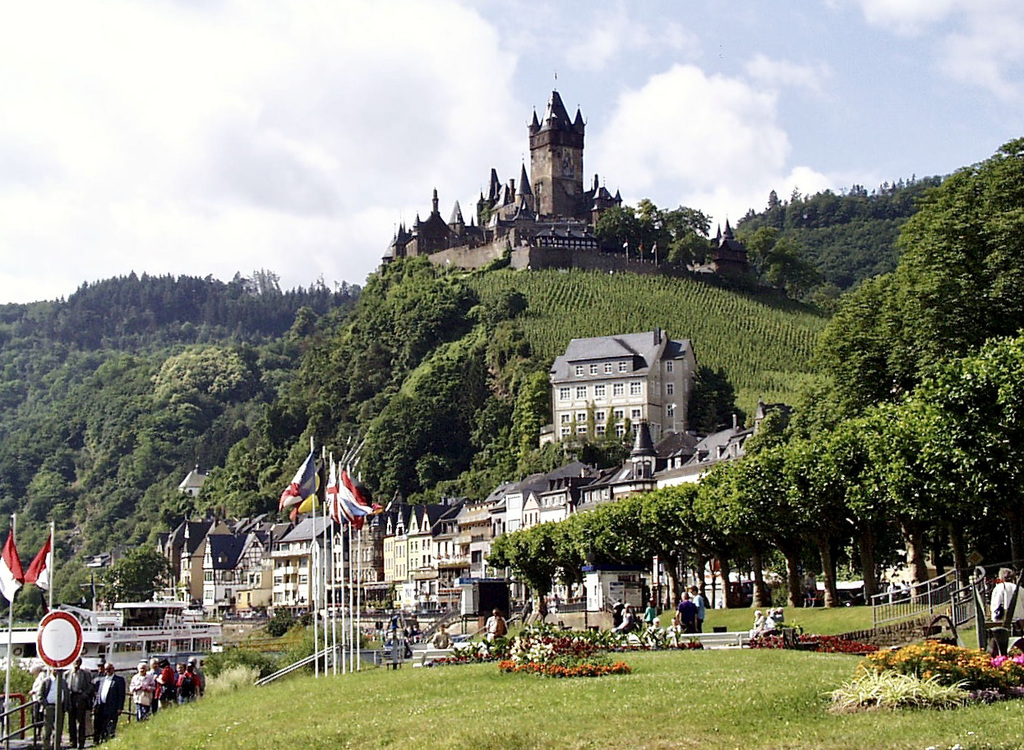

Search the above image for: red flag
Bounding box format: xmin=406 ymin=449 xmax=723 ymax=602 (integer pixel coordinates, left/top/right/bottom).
xmin=25 ymin=533 xmax=51 ymax=591
xmin=0 ymin=531 xmax=24 ymax=603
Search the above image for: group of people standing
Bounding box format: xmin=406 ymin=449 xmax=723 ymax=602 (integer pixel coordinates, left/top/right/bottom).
xmin=608 ymin=586 xmax=709 ymax=634
xmin=128 ymin=657 xmax=204 ymax=721
xmin=30 ymin=655 xmax=205 ymax=748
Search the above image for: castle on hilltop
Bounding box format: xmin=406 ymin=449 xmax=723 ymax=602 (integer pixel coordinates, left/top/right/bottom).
xmin=383 ymin=90 xmax=749 ymax=278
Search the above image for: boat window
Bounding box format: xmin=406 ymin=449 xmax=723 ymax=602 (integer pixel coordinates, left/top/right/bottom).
xmin=113 ymin=641 xmax=143 ymax=653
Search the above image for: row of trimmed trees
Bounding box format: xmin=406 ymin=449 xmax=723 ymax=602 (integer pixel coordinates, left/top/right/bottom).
xmin=490 ymin=331 xmax=1024 ymax=611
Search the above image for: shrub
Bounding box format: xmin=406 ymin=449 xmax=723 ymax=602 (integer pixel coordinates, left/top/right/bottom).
xmin=265 ymin=610 xmax=296 ymax=638
xmin=206 ymin=665 xmax=260 ymax=696
xmin=829 ymin=671 xmax=968 ymax=712
xmin=204 ymin=647 xmax=279 ymax=679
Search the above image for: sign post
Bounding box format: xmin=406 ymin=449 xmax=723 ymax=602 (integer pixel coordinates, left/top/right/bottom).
xmin=37 ymin=611 xmax=83 ymax=750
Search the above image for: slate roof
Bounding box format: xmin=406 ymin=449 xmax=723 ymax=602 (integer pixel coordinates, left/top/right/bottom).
xmin=549 ymin=330 xmax=692 ymax=381
xmin=207 ymin=534 xmax=247 ymax=570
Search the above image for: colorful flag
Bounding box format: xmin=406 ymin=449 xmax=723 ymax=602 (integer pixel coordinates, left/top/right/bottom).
xmin=279 ymin=450 xmax=319 ymax=513
xmin=326 ymin=461 xmax=342 ymax=525
xmin=342 ymin=470 xmax=382 ymax=512
xmin=24 ymin=533 xmax=51 ymax=590
xmin=0 ymin=531 xmax=24 ymax=603
xmin=335 ymin=477 xmax=371 ymax=530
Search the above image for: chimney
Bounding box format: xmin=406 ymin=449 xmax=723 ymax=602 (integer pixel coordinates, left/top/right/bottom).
xmin=732 ymin=413 xmax=738 ymax=430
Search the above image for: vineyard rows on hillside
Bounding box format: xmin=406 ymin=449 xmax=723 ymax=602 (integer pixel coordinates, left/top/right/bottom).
xmin=467 ymin=269 xmax=826 ymax=413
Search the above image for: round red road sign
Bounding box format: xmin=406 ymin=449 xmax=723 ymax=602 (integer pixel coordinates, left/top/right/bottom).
xmin=36 ymin=611 xmax=84 ymax=668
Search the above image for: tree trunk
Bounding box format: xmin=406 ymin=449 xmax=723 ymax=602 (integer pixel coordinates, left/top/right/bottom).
xmin=948 ymin=523 xmax=968 ymax=578
xmin=719 ymin=557 xmax=734 ymax=608
xmin=1005 ymin=507 xmax=1023 ymax=569
xmin=857 ymin=526 xmax=879 ymax=602
xmin=665 ymin=556 xmax=682 ymax=610
xmin=901 ymin=519 xmax=931 ymax=597
xmin=816 ymin=536 xmax=839 ymax=608
xmin=781 ymin=545 xmax=802 ymax=608
xmin=750 ymin=547 xmax=769 ymax=608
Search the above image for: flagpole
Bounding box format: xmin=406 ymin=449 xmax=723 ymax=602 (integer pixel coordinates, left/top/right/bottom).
xmin=4 ymin=515 xmax=16 ymax=723
xmin=347 ymin=524 xmax=354 ymax=671
xmin=356 ymin=526 xmax=362 ymax=671
xmin=322 ymin=498 xmax=329 ymax=676
xmin=311 ymin=537 xmax=319 ymax=679
xmin=340 ymin=521 xmax=347 ymax=675
xmin=48 ymin=521 xmax=54 ymax=611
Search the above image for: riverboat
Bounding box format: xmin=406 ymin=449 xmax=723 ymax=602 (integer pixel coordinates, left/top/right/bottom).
xmin=2 ymin=601 xmax=221 ymax=671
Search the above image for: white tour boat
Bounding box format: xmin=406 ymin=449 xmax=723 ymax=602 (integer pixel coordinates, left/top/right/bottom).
xmin=3 ymin=601 xmax=221 ymax=671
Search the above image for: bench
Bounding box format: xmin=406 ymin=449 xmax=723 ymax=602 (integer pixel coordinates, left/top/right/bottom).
xmin=416 ymin=648 xmax=456 ymax=667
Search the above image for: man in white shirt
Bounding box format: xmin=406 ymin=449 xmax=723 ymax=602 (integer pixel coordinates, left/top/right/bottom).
xmin=990 ymin=567 xmax=1024 ymax=622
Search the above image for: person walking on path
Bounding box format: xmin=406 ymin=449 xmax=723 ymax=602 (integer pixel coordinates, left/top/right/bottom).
xmin=690 ymin=586 xmax=707 ymax=633
xmin=485 ymin=608 xmax=507 ymax=641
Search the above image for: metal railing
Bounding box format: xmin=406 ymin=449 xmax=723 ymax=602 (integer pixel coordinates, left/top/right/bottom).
xmin=1 ymin=694 xmax=34 ymax=750
xmin=254 ymin=646 xmax=340 ymax=687
xmin=871 ymin=569 xmax=976 ymax=629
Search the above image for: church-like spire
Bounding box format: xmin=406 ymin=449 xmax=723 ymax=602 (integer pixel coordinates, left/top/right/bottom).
xmin=518 ymin=164 xmax=533 ymax=196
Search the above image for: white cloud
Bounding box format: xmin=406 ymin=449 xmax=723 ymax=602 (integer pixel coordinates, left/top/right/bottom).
xmin=565 ymin=8 xmax=698 ymax=72
xmin=589 ymin=65 xmax=833 ymax=226
xmin=856 ymin=0 xmax=957 ymax=35
xmin=0 ymin=0 xmax=521 ymax=303
xmin=744 ymin=55 xmax=831 ymax=97
xmin=857 ymin=0 xmax=1024 ymax=100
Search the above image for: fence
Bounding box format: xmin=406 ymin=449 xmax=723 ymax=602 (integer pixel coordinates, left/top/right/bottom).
xmin=871 ymin=569 xmax=977 ymax=629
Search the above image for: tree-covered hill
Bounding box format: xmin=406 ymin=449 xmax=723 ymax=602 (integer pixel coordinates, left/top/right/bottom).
xmin=735 ymin=177 xmax=942 ymax=297
xmin=0 ymin=271 xmax=360 ymax=612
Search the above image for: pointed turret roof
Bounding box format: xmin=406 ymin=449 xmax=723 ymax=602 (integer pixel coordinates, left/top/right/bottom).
xmin=517 ymin=164 xmax=532 ymax=196
xmin=449 ymin=201 xmax=464 ymax=225
xmin=631 ymin=422 xmax=656 ymax=457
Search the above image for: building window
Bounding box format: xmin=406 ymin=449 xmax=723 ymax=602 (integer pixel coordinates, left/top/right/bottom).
xmin=561 ymin=414 xmax=571 ymax=423
xmin=561 ymin=426 xmax=571 ymax=437
xmin=666 ymin=403 xmax=675 ymax=418
xmin=576 ymin=386 xmax=587 ymax=399
xmin=576 ymin=424 xmax=587 ymax=434
xmin=631 ymin=408 xmax=642 ymax=420
xmin=594 ymin=384 xmax=606 ymax=398
xmin=666 ymin=361 xmax=674 ymax=372
xmin=615 ymin=423 xmax=627 ymax=437
xmin=613 ymin=383 xmax=625 ymax=396
xmin=666 ymin=382 xmax=674 ymax=396
xmin=618 ymin=361 xmax=628 ymax=372
xmin=559 ymin=387 xmax=570 ymax=401
xmin=595 ymin=410 xmax=606 ymax=422
xmin=589 ymin=364 xmax=598 ymax=375
xmin=613 ymin=408 xmax=625 ymax=420
xmin=604 ymin=362 xmax=613 ymax=374
xmin=575 ymin=365 xmax=584 ymax=376
xmin=576 ymin=412 xmax=587 ymax=423
xmin=630 ymin=381 xmax=642 ymax=396
xmin=596 ymin=425 xmax=606 ymax=436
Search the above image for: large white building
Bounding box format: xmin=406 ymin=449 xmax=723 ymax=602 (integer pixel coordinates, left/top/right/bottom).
xmin=548 ymin=329 xmax=697 ymax=442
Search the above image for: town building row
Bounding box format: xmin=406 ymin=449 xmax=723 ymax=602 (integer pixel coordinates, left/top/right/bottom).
xmin=159 ymin=398 xmax=782 ymax=616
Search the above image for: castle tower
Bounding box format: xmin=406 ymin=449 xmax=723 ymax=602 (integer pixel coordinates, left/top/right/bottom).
xmin=529 ymin=90 xmax=585 ymax=219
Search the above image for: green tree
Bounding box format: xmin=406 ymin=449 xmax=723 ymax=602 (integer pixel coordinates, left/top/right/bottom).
xmin=102 ymin=546 xmax=171 ymax=604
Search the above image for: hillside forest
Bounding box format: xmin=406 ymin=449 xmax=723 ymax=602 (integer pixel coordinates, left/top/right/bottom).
xmin=1 ymin=139 xmax=1022 ymax=615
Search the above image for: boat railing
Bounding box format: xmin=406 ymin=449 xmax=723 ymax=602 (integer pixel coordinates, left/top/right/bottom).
xmin=0 ymin=693 xmax=35 ymax=749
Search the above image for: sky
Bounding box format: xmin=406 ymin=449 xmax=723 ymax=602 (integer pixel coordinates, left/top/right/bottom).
xmin=2 ymin=0 xmax=1023 ymax=304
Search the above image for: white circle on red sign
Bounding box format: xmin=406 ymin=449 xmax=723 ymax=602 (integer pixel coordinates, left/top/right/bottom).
xmin=36 ymin=611 xmax=84 ymax=668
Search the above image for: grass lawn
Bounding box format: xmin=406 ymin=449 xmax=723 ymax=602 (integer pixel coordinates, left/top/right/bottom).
xmin=699 ymin=604 xmax=875 ymax=635
xmin=111 ymin=647 xmax=1024 ymax=750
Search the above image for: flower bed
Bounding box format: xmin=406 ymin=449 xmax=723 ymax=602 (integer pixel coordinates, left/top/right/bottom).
xmin=497 ymin=659 xmax=631 ymax=677
xmin=750 ymin=633 xmax=878 ymax=654
xmin=832 ymin=640 xmax=1024 ymax=710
